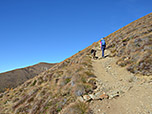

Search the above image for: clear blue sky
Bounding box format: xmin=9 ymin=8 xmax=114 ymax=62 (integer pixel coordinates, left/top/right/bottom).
xmin=0 ymin=0 xmax=152 ymax=73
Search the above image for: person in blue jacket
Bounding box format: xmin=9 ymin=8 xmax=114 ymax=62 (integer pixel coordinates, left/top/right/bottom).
xmin=100 ymin=38 xmax=106 ymax=58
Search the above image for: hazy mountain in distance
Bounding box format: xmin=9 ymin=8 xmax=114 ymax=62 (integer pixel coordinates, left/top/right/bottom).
xmin=0 ymin=62 xmax=56 ymax=92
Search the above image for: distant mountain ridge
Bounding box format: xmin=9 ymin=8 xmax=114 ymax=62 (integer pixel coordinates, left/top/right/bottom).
xmin=0 ymin=62 xmax=56 ymax=92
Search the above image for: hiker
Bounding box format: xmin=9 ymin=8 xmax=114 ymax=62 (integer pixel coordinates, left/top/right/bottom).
xmin=100 ymin=38 xmax=106 ymax=58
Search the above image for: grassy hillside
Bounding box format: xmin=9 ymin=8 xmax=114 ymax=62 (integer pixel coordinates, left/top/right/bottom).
xmin=106 ymin=13 xmax=152 ymax=75
xmin=0 ymin=43 xmax=97 ymax=113
xmin=0 ymin=62 xmax=56 ymax=92
xmin=0 ymin=13 xmax=151 ymax=114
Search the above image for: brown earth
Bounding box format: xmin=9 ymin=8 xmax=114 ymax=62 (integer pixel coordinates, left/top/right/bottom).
xmin=0 ymin=62 xmax=56 ymax=93
xmin=90 ymin=50 xmax=152 ymax=114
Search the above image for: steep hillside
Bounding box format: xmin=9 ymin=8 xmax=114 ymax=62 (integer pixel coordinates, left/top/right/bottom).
xmin=105 ymin=13 xmax=152 ymax=75
xmin=0 ymin=13 xmax=152 ymax=114
xmin=0 ymin=62 xmax=56 ymax=92
xmin=0 ymin=43 xmax=97 ymax=114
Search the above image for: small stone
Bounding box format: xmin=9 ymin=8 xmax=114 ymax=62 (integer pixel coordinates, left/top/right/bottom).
xmin=88 ymin=94 xmax=96 ymax=100
xmin=95 ymin=91 xmax=103 ymax=98
xmin=108 ymin=91 xmax=120 ymax=99
xmin=107 ymin=65 xmax=111 ymax=69
xmin=119 ymin=79 xmax=123 ymax=81
xmin=83 ymin=95 xmax=92 ymax=102
xmin=99 ymin=94 xmax=109 ymax=100
xmin=71 ymin=81 xmax=75 ymax=86
xmin=107 ymin=106 xmax=110 ymax=108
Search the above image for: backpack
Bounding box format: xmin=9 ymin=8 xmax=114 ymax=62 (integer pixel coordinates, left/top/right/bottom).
xmin=101 ymin=39 xmax=106 ymax=45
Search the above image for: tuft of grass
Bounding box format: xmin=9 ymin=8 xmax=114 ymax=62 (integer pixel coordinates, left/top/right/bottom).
xmin=31 ymin=80 xmax=37 ymax=86
xmin=73 ymin=101 xmax=89 ymax=114
xmin=84 ymin=83 xmax=93 ymax=94
xmin=65 ymin=78 xmax=71 ymax=84
xmin=80 ymin=75 xmax=87 ymax=83
xmin=85 ymin=71 xmax=95 ymax=77
xmin=56 ymin=70 xmax=64 ymax=76
xmin=76 ymin=67 xmax=84 ymax=72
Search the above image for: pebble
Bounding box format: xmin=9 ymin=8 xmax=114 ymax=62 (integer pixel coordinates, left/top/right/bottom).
xmin=100 ymin=94 xmax=109 ymax=99
xmin=89 ymin=94 xmax=96 ymax=100
xmin=83 ymin=95 xmax=92 ymax=102
xmin=107 ymin=90 xmax=120 ymax=99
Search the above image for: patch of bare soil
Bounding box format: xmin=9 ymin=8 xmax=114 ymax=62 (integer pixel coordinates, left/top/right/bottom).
xmin=90 ymin=50 xmax=152 ymax=114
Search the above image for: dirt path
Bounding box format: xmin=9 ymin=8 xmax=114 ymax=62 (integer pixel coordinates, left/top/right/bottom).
xmin=90 ymin=50 xmax=152 ymax=114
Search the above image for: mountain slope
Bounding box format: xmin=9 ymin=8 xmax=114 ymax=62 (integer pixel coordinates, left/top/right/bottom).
xmin=0 ymin=13 xmax=152 ymax=114
xmin=91 ymin=50 xmax=152 ymax=114
xmin=105 ymin=13 xmax=152 ymax=75
xmin=0 ymin=62 xmax=56 ymax=92
xmin=0 ymin=44 xmax=96 ymax=114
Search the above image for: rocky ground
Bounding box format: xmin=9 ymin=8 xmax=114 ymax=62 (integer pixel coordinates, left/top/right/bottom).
xmin=78 ymin=49 xmax=152 ymax=114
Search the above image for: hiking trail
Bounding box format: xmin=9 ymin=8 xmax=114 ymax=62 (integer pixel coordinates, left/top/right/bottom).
xmin=90 ymin=49 xmax=152 ymax=114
